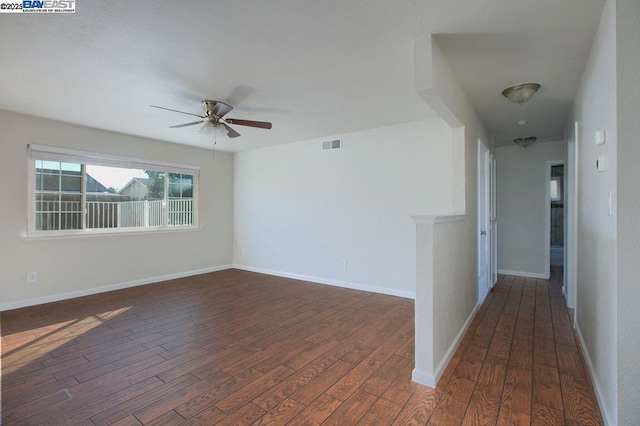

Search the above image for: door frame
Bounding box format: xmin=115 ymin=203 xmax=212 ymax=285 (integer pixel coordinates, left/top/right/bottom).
xmin=490 ymin=153 xmax=498 ymax=287
xmin=565 ymin=122 xmax=578 ymax=312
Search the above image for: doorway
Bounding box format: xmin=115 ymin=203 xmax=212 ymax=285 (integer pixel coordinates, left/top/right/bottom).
xmin=545 ymin=160 xmax=564 ymax=280
xmin=550 ymin=164 xmax=565 ymax=273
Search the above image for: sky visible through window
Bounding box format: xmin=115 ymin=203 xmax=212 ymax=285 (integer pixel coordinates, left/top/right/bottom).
xmin=36 ymin=161 xmax=148 ymax=192
xmin=86 ymin=165 xmax=146 ymax=191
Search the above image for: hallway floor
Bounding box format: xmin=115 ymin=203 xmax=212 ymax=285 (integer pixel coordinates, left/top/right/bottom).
xmin=427 ymin=272 xmax=604 ymax=424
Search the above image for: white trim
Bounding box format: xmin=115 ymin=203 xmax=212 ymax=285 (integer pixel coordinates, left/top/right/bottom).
xmin=0 ymin=265 xmax=233 ymax=312
xmin=575 ymin=324 xmax=612 ymax=426
xmin=412 ymin=369 xmax=436 ymax=388
xmin=233 ymin=264 xmax=415 ymax=299
xmin=411 ymin=214 xmax=467 ymax=224
xmin=25 ymin=224 xmax=200 ymax=240
xmin=491 ymin=154 xmax=498 ymax=287
xmin=498 ymin=269 xmax=549 ymax=279
xmin=565 ymin=122 xmax=578 ymax=312
xmin=412 ymin=299 xmax=482 ymax=388
xmin=433 ymin=300 xmax=482 ymax=383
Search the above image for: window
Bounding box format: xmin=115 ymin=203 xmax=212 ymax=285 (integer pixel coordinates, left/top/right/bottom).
xmin=550 ymin=177 xmax=562 ymax=202
xmin=29 ymin=145 xmax=199 ymax=236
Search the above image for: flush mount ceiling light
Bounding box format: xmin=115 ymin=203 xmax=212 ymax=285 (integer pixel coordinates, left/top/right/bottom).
xmin=514 ymin=137 xmax=537 ymax=148
xmin=502 ymin=83 xmax=541 ymax=104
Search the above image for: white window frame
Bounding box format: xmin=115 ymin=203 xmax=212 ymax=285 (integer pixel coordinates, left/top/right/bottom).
xmin=27 ymin=144 xmax=200 ymax=237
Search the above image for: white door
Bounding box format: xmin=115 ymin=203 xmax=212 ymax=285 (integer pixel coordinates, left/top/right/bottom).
xmin=478 ymin=140 xmax=491 ymax=302
xmin=490 ymin=154 xmax=498 ymax=286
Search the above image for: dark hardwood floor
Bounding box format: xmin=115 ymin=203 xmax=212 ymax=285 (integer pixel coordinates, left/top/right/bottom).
xmin=1 ymin=269 xmax=603 ymax=425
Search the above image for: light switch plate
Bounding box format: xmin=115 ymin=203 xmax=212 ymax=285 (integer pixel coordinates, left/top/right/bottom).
xmin=596 ymin=155 xmax=606 ymax=172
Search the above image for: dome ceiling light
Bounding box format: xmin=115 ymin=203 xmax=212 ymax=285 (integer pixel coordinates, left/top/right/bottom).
xmin=514 ymin=136 xmax=537 ymax=148
xmin=502 ymin=83 xmax=541 ymax=104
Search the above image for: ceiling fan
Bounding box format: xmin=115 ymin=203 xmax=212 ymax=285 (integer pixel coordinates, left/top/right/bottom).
xmin=150 ymin=100 xmax=272 ymax=139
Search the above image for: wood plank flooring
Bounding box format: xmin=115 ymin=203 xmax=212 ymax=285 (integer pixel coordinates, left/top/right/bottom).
xmin=1 ymin=269 xmax=603 ymax=425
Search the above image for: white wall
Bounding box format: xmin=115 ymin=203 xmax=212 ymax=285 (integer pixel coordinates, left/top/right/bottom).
xmin=495 ymin=141 xmax=565 ymax=278
xmin=411 ymin=35 xmax=490 ymax=387
xmin=566 ymin=0 xmax=618 ymax=423
xmin=0 ymin=110 xmax=234 ymax=310
xmin=615 ymin=0 xmax=640 ymax=423
xmin=233 ymin=119 xmax=452 ymax=297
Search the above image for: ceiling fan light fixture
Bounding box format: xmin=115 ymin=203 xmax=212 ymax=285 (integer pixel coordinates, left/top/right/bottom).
xmin=514 ymin=136 xmax=537 ymax=148
xmin=502 ymin=83 xmax=541 ymax=104
xmin=198 ymin=121 xmax=228 ymax=138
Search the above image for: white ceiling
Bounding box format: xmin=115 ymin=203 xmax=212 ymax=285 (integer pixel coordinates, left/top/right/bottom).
xmin=0 ymin=0 xmax=605 ymax=151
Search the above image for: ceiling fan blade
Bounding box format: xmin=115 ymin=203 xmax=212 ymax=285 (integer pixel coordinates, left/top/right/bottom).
xmin=169 ymin=120 xmax=205 ymax=128
xmin=150 ymin=105 xmax=205 ymax=119
xmin=224 ymin=118 xmax=272 ymax=129
xmin=222 ymin=123 xmax=241 ymax=138
xmin=213 ymin=102 xmax=233 ymax=118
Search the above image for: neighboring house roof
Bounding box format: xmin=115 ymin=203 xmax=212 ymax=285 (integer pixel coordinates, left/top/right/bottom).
xmin=36 ymin=169 xmax=110 ymax=194
xmin=118 ymin=177 xmax=151 ymax=194
xmin=86 ymin=174 xmax=109 ymax=193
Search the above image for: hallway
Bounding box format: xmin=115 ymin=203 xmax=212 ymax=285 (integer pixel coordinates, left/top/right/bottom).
xmin=424 ymin=273 xmax=604 ymax=424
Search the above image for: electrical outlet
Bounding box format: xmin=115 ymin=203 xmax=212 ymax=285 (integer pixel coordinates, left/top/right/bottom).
xmin=340 ymin=259 xmax=347 ymax=269
xmin=27 ymin=271 xmax=38 ymax=283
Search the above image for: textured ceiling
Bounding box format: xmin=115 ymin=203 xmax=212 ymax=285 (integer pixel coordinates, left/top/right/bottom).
xmin=0 ymin=0 xmax=605 ymax=151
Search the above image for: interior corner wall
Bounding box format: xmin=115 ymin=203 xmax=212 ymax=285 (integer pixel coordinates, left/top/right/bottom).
xmin=232 ymin=119 xmax=452 ymax=297
xmin=495 ymin=141 xmax=565 ymax=278
xmin=616 ymin=0 xmax=640 ymax=423
xmin=0 ymin=110 xmax=234 ymax=310
xmin=566 ymin=0 xmax=618 ymax=423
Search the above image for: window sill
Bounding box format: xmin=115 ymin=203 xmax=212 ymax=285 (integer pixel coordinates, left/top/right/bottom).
xmin=24 ymin=225 xmax=201 ymax=240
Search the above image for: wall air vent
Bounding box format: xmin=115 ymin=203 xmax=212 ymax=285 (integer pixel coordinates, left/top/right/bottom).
xmin=321 ymin=138 xmax=342 ymax=151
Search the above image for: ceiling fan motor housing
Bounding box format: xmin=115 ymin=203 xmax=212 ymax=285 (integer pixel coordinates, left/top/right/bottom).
xmin=202 ymin=100 xmax=230 ymax=119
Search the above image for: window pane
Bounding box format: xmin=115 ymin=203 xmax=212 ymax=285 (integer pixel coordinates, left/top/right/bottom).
xmin=60 ymin=175 xmax=82 ymax=193
xmin=61 ymin=162 xmax=81 ymax=173
xmin=550 ymin=179 xmax=561 ymax=201
xmin=168 ymin=173 xmax=194 ymax=226
xmin=85 ymin=165 xmax=163 ymax=229
xmin=34 ymin=161 xmax=82 ymax=231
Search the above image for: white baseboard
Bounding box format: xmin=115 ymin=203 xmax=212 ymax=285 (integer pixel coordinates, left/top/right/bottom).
xmin=232 ymin=264 xmax=415 ymax=299
xmin=0 ymin=264 xmax=233 ymax=312
xmin=433 ymin=300 xmax=482 ymax=383
xmin=498 ymin=269 xmax=549 ymax=279
xmin=412 ymin=299 xmax=482 ymax=388
xmin=412 ymin=368 xmax=435 ymax=388
xmin=575 ymin=323 xmax=612 ymax=426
